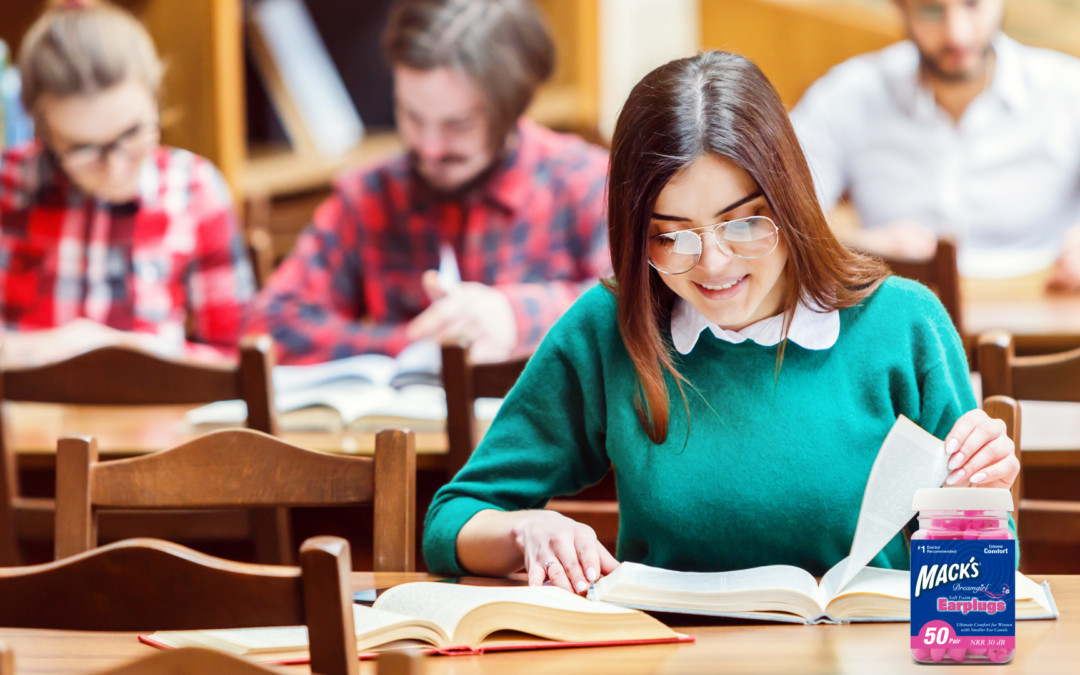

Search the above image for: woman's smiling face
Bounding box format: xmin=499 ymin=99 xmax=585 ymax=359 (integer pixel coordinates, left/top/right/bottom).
xmin=650 ymin=154 xmax=789 ymax=331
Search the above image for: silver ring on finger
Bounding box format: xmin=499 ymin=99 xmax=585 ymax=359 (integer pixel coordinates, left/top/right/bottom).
xmin=543 ymin=559 xmax=559 ymax=572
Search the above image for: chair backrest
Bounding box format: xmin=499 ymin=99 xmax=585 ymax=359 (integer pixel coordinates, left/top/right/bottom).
xmin=979 ymin=329 xmax=1080 ymax=403
xmin=55 ymin=428 xmax=415 ymax=571
xmin=0 ymin=336 xmax=275 ymax=427
xmin=247 ymin=225 xmax=276 ymax=290
xmin=441 ymin=343 xmax=530 ymax=477
xmin=982 ymin=395 xmax=1022 ymax=528
xmin=883 ymin=238 xmax=963 ymax=335
xmin=0 ymin=536 xmax=358 ymax=675
xmin=440 ymin=343 xmax=620 ymax=549
xmin=0 ymin=337 xmax=277 ymax=566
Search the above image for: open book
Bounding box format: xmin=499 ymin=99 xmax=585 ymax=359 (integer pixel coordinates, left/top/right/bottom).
xmin=140 ymin=582 xmax=690 ymax=663
xmin=591 ymin=559 xmax=1057 ymax=624
xmin=186 ymin=340 xmax=501 ymax=430
xmin=592 ymin=416 xmax=1059 ymax=624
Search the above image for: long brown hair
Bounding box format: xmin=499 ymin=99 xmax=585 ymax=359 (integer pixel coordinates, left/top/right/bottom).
xmin=608 ymin=51 xmax=888 ymax=443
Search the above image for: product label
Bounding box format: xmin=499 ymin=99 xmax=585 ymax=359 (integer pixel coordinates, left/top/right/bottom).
xmin=910 ymin=540 xmax=1015 ymax=651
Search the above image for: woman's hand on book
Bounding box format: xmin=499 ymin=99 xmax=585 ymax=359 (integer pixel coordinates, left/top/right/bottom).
xmin=512 ymin=510 xmax=620 ymax=595
xmin=943 ymin=409 xmax=1019 ymax=489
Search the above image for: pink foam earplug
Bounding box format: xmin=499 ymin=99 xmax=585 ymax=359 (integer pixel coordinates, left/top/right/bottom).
xmin=912 ymin=647 xmax=931 ymax=661
xmin=987 ymin=648 xmax=1012 ymax=663
xmin=947 ymin=648 xmax=967 ymax=661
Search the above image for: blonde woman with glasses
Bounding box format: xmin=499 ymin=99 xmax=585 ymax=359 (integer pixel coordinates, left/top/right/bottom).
xmin=423 ymin=51 xmax=1019 ymax=595
xmin=0 ymin=0 xmax=254 ymax=365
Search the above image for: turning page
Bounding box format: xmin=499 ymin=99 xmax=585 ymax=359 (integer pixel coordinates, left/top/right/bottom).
xmin=835 ymin=415 xmax=950 ymax=592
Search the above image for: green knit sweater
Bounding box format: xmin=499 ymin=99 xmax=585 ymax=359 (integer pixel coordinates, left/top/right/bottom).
xmin=424 ymin=277 xmax=976 ymax=576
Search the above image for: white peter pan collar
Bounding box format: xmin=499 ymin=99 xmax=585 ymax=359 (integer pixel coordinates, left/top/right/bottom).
xmin=670 ymin=298 xmax=840 ymax=355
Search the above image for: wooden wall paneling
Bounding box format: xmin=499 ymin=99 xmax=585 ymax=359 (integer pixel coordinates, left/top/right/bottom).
xmin=700 ymin=0 xmax=901 ymax=108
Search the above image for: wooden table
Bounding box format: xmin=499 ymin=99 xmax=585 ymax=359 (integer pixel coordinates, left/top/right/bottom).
xmin=0 ymin=573 xmax=1075 ymax=674
xmin=962 ymin=268 xmax=1080 ymax=353
xmin=4 ymin=402 xmax=454 ymax=472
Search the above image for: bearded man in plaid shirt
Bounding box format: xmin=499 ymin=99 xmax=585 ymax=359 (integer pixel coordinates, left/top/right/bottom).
xmin=247 ymin=0 xmax=610 ymax=365
xmin=1 ymin=3 xmax=255 ymax=365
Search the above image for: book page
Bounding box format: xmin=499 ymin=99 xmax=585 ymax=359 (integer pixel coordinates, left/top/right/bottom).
xmin=820 ymin=559 xmax=909 ymax=606
xmin=593 ymin=562 xmax=823 ymax=616
xmin=275 ymin=381 xmax=394 ymax=423
xmin=373 ymin=582 xmax=664 ymax=647
xmin=389 ymin=341 xmax=442 ymax=388
xmin=366 ymin=384 xmax=446 ymax=421
xmin=148 ymin=604 xmax=448 ymax=655
xmin=820 ymin=564 xmax=1055 ymax=621
xmin=833 ymin=415 xmax=949 ymax=593
xmin=274 ymin=354 xmax=398 ymax=392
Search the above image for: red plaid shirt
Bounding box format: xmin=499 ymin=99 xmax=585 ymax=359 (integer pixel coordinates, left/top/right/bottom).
xmin=0 ymin=143 xmax=255 ymax=359
xmin=248 ymin=119 xmax=610 ymax=364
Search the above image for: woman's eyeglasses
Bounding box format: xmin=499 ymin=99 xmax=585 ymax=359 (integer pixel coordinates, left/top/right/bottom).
xmin=648 ymin=215 xmax=780 ymax=275
xmin=54 ymin=121 xmax=159 ymax=173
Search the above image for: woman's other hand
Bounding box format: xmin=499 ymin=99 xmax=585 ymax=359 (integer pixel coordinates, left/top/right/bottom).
xmin=943 ymin=409 xmax=1020 ymax=489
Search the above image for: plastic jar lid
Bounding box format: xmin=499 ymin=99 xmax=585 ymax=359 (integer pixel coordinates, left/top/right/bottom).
xmin=912 ymin=487 xmax=1014 ymax=512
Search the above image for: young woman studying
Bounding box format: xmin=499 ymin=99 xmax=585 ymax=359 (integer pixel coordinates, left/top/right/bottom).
xmin=423 ymin=51 xmax=1019 ymax=594
xmin=0 ymin=0 xmax=254 ymax=364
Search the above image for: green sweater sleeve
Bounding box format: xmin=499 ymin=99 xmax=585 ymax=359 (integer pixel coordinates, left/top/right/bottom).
xmin=423 ymin=288 xmax=615 ymax=574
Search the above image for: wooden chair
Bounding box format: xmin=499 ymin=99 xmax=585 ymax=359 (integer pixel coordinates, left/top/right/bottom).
xmin=979 ymin=330 xmax=1080 ymax=557
xmin=247 ymin=224 xmax=276 ymax=290
xmin=55 ymin=427 xmax=416 ymax=572
xmin=982 ymin=396 xmax=1023 ymax=530
xmin=882 ymin=238 xmax=963 ymax=336
xmin=441 ymin=343 xmax=620 ymax=550
xmin=0 ymin=337 xmax=282 ymax=566
xmin=0 ymin=536 xmax=359 ymax=675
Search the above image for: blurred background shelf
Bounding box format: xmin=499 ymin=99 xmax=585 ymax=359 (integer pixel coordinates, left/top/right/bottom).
xmin=5 ymin=0 xmax=1080 ymax=264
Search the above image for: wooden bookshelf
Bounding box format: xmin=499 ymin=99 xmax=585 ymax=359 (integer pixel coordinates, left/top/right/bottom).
xmin=1 ymin=1 xmax=601 ymax=262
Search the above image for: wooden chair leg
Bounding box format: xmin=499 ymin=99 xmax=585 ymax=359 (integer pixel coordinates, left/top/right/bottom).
xmin=0 ymin=442 xmax=21 ymax=566
xmin=252 ymin=507 xmax=294 ymax=565
xmin=0 ymin=505 xmax=18 ymax=566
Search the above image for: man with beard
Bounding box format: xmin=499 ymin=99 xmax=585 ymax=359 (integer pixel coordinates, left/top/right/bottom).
xmin=248 ymin=0 xmax=609 ymax=364
xmin=791 ymin=0 xmax=1080 ymax=287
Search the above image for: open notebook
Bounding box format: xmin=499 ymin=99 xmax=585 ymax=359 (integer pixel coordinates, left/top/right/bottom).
xmin=591 ymin=416 xmax=1058 ymax=624
xmin=141 ymin=582 xmax=691 ymax=662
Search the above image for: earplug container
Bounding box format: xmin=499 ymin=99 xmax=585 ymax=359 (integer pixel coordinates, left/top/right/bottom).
xmin=910 ymin=488 xmax=1015 ymax=665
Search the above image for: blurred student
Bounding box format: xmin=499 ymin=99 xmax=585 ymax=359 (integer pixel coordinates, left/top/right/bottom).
xmin=422 ymin=51 xmax=1018 ymax=592
xmin=0 ymin=0 xmax=255 ymax=365
xmin=791 ymin=0 xmax=1080 ymax=287
xmin=247 ymin=0 xmax=609 ymax=365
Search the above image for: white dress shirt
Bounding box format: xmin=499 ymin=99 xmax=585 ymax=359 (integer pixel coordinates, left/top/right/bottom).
xmin=670 ymin=298 xmax=840 ymax=354
xmin=791 ymin=34 xmax=1080 ymax=278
